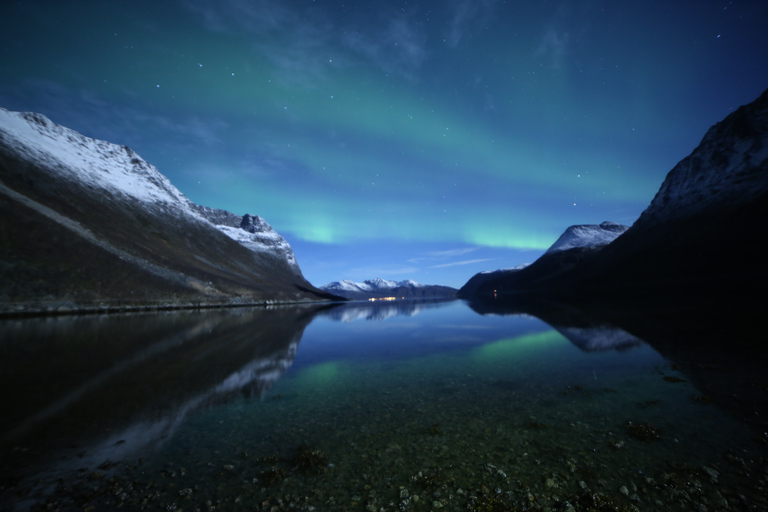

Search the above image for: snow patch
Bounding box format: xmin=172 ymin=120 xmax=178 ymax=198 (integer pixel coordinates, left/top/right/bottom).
xmin=545 ymin=221 xmax=628 ymax=254
xmin=0 ymin=108 xmax=202 ymax=219
xmin=480 ymin=264 xmax=529 ymax=275
xmin=215 ymin=225 xmax=299 ymax=270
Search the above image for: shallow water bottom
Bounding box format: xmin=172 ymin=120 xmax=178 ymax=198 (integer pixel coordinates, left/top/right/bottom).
xmin=3 ymin=301 xmax=768 ymax=512
xmin=34 ymin=347 xmax=768 ymax=511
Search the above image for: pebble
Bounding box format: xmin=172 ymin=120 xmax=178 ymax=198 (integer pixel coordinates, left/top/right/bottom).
xmin=702 ymin=466 xmax=720 ymax=482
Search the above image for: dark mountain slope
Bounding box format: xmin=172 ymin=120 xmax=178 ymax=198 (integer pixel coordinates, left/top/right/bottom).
xmin=462 ymin=87 xmax=768 ymax=300
xmin=0 ymin=109 xmax=339 ymax=314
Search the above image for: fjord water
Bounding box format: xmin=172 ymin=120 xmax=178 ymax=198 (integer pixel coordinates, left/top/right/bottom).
xmin=1 ymin=300 xmax=766 ymax=511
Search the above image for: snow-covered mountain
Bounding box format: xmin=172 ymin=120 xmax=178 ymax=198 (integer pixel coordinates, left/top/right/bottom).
xmin=460 ymin=87 xmax=768 ymax=299
xmin=322 ymin=278 xmax=417 ymax=294
xmin=321 ymin=278 xmax=456 ymax=300
xmin=0 ymin=108 xmax=299 ymax=272
xmin=458 ymin=220 xmax=630 ymax=297
xmin=544 ymin=221 xmax=628 ymax=254
xmin=0 ymin=108 xmax=338 ymax=313
xmin=460 ymin=222 xmax=626 ymax=297
xmin=0 ymin=110 xmax=198 ymax=209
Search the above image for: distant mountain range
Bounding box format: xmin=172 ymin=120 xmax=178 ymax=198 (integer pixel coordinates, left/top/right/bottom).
xmin=0 ymin=108 xmax=340 ymax=314
xmin=459 ymin=87 xmax=768 ymax=300
xmin=321 ymin=278 xmax=457 ymax=300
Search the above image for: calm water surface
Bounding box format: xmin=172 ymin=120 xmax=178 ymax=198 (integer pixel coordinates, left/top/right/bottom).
xmin=1 ymin=299 xmax=766 ymax=511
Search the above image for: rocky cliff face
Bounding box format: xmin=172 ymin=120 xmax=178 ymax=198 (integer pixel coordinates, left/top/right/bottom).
xmin=637 ymin=93 xmax=768 ymax=227
xmin=579 ymin=87 xmax=768 ymax=293
xmin=203 ymin=211 xmax=302 ymax=276
xmin=460 ymin=87 xmax=768 ymax=299
xmin=0 ymin=108 xmax=338 ymax=313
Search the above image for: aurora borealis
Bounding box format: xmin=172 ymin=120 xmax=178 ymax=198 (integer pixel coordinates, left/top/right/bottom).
xmin=2 ymin=1 xmax=767 ymax=287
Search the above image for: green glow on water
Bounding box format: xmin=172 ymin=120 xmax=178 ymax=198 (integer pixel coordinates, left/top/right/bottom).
xmin=294 ymin=361 xmax=346 ymax=389
xmin=472 ymin=330 xmax=569 ymax=364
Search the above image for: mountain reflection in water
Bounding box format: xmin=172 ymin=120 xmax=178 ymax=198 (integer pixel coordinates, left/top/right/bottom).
xmin=0 ymin=306 xmax=327 ymax=481
xmin=467 ymin=293 xmax=768 ymax=432
xmin=1 ymin=298 xmax=766 ymax=511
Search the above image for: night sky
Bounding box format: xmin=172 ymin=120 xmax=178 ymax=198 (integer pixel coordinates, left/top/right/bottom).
xmin=2 ymin=1 xmax=767 ymax=288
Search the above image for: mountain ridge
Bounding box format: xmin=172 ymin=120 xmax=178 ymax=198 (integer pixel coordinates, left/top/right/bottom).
xmin=459 ymin=220 xmax=627 ymax=297
xmin=544 ymin=221 xmax=628 ymax=255
xmin=0 ymin=107 xmax=341 ymax=314
xmin=459 ymin=87 xmax=768 ymax=300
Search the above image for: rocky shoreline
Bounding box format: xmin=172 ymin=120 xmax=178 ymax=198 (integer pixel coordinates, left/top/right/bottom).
xmin=0 ymin=297 xmax=345 ymax=319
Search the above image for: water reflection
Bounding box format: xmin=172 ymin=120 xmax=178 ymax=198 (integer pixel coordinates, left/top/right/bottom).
xmin=1 ymin=298 xmax=767 ymax=511
xmin=466 ymin=294 xmax=768 ymax=433
xmin=0 ymin=305 xmax=334 ymax=485
xmin=321 ymin=298 xmax=457 ymax=322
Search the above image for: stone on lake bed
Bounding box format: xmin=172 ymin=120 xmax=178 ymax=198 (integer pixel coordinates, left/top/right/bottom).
xmin=703 ymin=466 xmax=719 ymax=482
xmin=625 ymin=421 xmax=662 ymax=441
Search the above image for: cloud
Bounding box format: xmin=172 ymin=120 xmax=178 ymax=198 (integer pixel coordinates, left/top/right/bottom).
xmin=428 ymin=247 xmax=478 ymax=258
xmin=401 ymin=247 xmax=494 ymax=274
xmin=407 ymin=247 xmax=479 ymax=264
xmin=182 ymin=0 xmax=338 ymax=87
xmin=150 ymin=114 xmax=227 ymax=147
xmin=342 ymin=15 xmax=428 ymax=79
xmin=254 ymin=14 xmax=342 ymax=87
xmin=183 ymin=1 xmax=431 ymax=83
xmin=181 ymin=0 xmax=289 ymax=33
xmin=444 ymin=0 xmax=498 ymax=48
xmin=257 ymin=39 xmax=334 ymax=87
xmin=430 ymin=258 xmax=493 ymax=269
xmin=1 ymin=79 xmax=227 ymax=150
xmin=437 ymin=324 xmax=495 ymax=330
xmin=340 ymin=265 xmax=422 ymax=282
xmin=535 ymin=28 xmax=570 ymax=68
xmin=445 ymin=2 xmax=473 ymax=48
xmin=533 ymin=2 xmax=593 ymax=70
